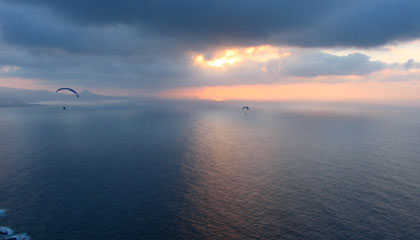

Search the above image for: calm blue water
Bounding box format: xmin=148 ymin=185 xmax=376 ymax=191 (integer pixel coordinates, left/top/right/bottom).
xmin=1 ymin=102 xmax=420 ymax=239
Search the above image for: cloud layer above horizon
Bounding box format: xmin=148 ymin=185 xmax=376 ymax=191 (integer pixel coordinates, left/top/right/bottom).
xmin=1 ymin=0 xmax=420 ymax=99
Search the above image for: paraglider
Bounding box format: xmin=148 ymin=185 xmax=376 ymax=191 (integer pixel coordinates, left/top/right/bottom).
xmin=242 ymin=106 xmax=249 ymax=115
xmin=56 ymin=88 xmax=79 ymax=110
xmin=56 ymin=88 xmax=79 ymax=98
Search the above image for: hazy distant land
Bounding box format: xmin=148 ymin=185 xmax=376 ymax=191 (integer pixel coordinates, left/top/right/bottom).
xmin=0 ymin=87 xmax=121 ymax=108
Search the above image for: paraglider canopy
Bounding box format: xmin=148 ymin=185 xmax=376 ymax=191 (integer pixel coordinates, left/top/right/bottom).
xmin=242 ymin=106 xmax=249 ymax=110
xmin=56 ymin=88 xmax=79 ymax=98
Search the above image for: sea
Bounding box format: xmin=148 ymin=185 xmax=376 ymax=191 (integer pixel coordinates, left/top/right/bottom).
xmin=0 ymin=101 xmax=420 ymax=239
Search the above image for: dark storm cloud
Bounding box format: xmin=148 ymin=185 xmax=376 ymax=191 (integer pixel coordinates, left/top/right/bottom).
xmin=0 ymin=3 xmax=179 ymax=55
xmin=0 ymin=2 xmax=192 ymax=89
xmin=3 ymin=0 xmax=334 ymax=47
xmin=0 ymin=43 xmax=190 ymax=89
xmin=5 ymin=0 xmax=420 ymax=48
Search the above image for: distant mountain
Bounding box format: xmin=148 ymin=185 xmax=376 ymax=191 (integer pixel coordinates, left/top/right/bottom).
xmin=0 ymin=87 xmax=120 ymax=107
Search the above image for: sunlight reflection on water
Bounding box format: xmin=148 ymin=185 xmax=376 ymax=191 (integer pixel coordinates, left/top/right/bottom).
xmin=0 ymin=103 xmax=419 ymax=239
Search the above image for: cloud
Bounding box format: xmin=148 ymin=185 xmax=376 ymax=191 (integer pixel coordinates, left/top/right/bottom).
xmin=0 ymin=41 xmax=191 ymax=90
xmin=188 ymin=49 xmax=391 ymax=86
xmin=0 ymin=3 xmax=179 ymax=56
xmin=1 ymin=1 xmax=420 ymax=94
xmin=403 ymin=59 xmax=420 ymax=69
xmin=273 ymin=52 xmax=387 ymax=77
xmin=5 ymin=0 xmax=420 ymax=49
xmin=0 ymin=2 xmax=194 ymax=89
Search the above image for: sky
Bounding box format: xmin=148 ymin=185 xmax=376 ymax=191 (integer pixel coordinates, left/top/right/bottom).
xmin=1 ymin=0 xmax=420 ymax=102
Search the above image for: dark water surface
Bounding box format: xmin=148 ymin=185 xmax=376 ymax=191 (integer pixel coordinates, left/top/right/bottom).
xmin=1 ymin=102 xmax=420 ymax=239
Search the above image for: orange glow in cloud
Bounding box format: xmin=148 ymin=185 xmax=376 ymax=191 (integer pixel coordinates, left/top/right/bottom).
xmin=193 ymin=45 xmax=289 ymax=68
xmin=161 ymin=81 xmax=420 ymax=102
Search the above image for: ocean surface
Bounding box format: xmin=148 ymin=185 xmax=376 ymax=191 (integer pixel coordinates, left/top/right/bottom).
xmin=1 ymin=101 xmax=420 ymax=239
